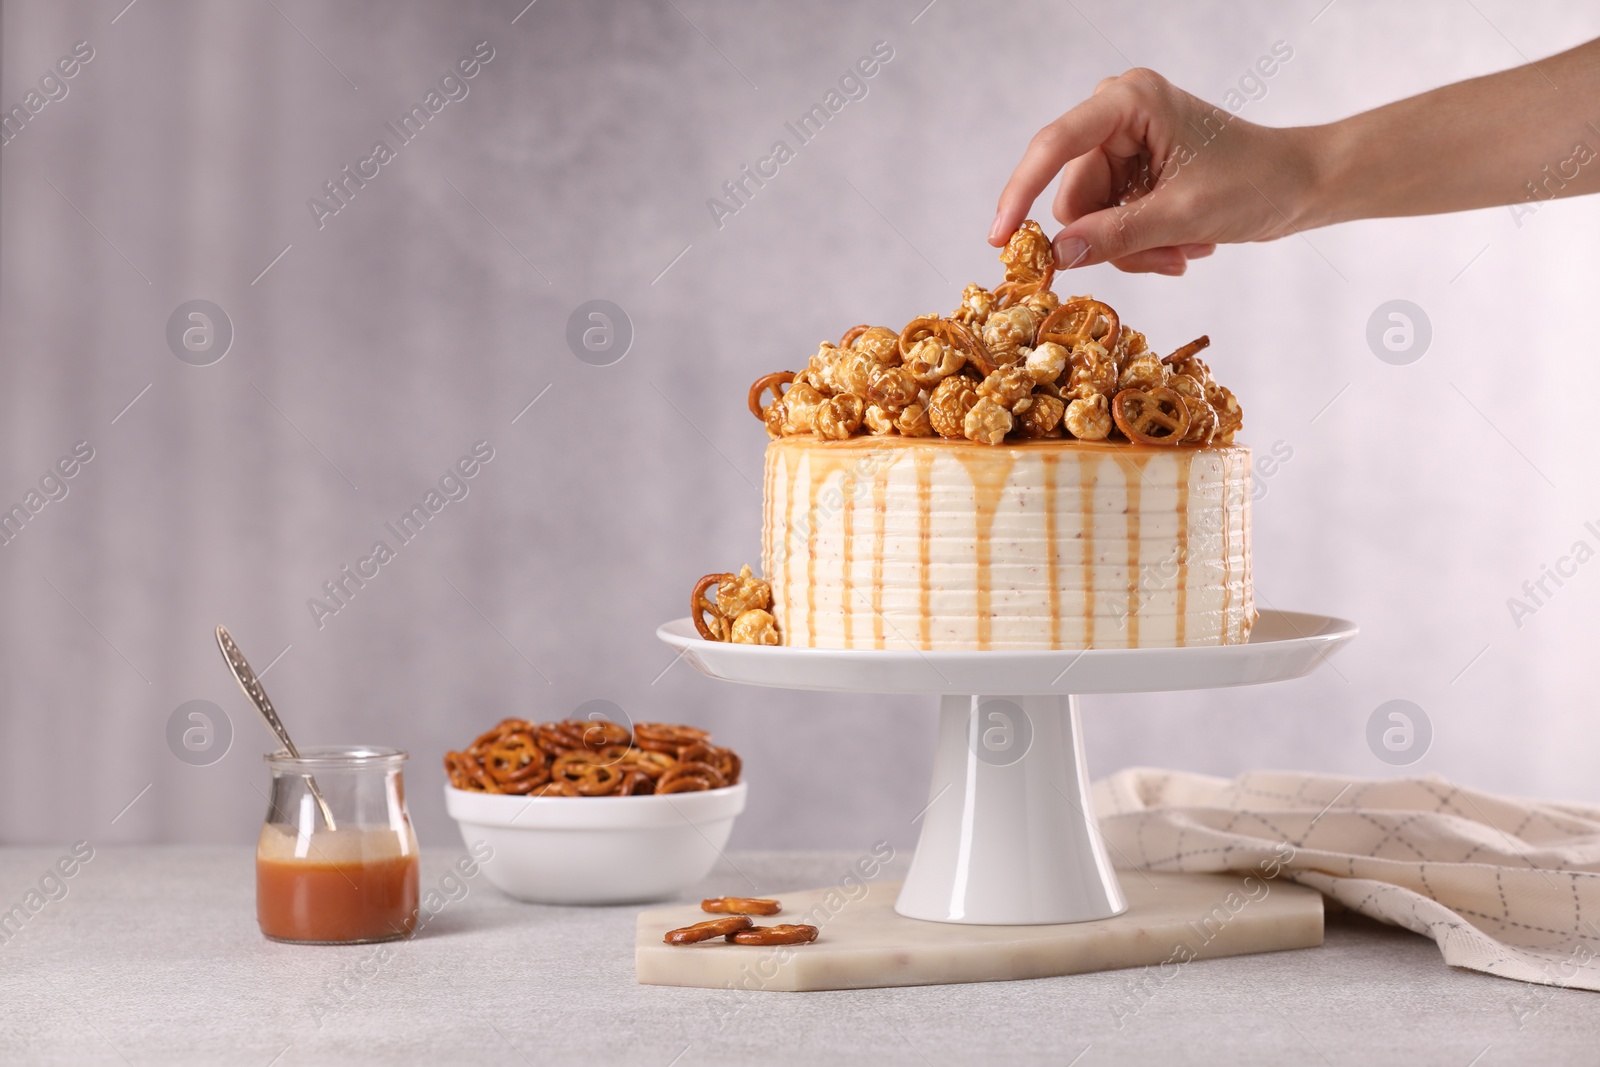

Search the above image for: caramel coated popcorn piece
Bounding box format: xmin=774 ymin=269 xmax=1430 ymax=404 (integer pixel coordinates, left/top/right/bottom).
xmin=982 ymin=305 xmax=1041 ymax=366
xmin=1109 ymin=327 xmax=1149 ymax=367
xmin=952 ymin=283 xmax=997 ymax=328
xmin=895 ymin=402 xmax=934 ymax=437
xmin=850 ymin=326 xmax=901 ymax=366
xmin=928 ymin=376 xmax=979 ymax=439
xmin=814 ymin=394 xmax=865 ymax=439
xmin=780 ymin=381 xmax=824 ymax=433
xmin=863 ymin=404 xmax=897 ymax=436
xmin=1211 ymin=384 xmax=1243 ymax=443
xmin=1022 ymin=341 xmax=1068 ymax=385
xmin=1064 ymin=394 xmax=1113 ymax=440
xmin=906 ymin=338 xmax=965 ymax=385
xmin=835 ymin=351 xmax=875 ymax=398
xmin=977 ymin=365 xmax=1035 ymax=412
xmin=1023 ymin=290 xmax=1060 ymax=318
xmin=1179 ymin=394 xmax=1219 ymax=445
xmin=1066 ymin=342 xmax=1117 ymax=400
xmin=730 ymin=609 xmax=780 ymax=646
xmin=763 ymin=400 xmax=787 ymax=439
xmin=1000 ymin=219 xmax=1053 ymax=284
xmin=716 ymin=565 xmax=772 ymax=620
xmin=1118 ymin=354 xmax=1167 ymax=392
xmin=866 ymin=364 xmax=919 ymax=411
xmin=1015 ymin=393 xmax=1066 ymax=438
xmin=963 ymin=395 xmax=1014 ymax=445
xmin=804 ymin=342 xmax=844 ymax=394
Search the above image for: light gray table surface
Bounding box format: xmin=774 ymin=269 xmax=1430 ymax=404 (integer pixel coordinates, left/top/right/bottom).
xmin=0 ymin=847 xmax=1594 ymax=1066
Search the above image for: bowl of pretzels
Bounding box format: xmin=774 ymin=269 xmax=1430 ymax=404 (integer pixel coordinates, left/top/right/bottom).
xmin=442 ymin=717 xmax=747 ymax=905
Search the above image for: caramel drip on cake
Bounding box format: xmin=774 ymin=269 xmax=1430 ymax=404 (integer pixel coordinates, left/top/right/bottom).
xmin=1123 ymin=455 xmax=1142 ymax=648
xmin=805 ymin=454 xmax=820 ymax=648
xmin=872 ymin=467 xmax=886 ymax=650
xmin=841 ymin=471 xmax=855 ymax=648
xmin=1176 ymin=451 xmax=1192 ymax=647
xmin=1221 ymin=452 xmax=1233 ymax=641
xmin=1042 ymin=451 xmax=1061 ymax=649
xmin=778 ymin=449 xmax=794 ymax=646
xmin=953 ymin=449 xmax=1016 ymax=651
xmin=761 ymin=449 xmax=771 ymax=585
xmin=1241 ymin=450 xmax=1253 ymax=642
xmin=1080 ymin=461 xmax=1096 ymax=648
xmin=916 ymin=448 xmax=933 ymax=650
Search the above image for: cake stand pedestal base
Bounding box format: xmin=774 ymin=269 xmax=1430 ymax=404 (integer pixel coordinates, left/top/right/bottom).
xmin=635 ymin=871 xmax=1324 ymax=992
xmin=899 ymin=694 xmax=1124 ymax=925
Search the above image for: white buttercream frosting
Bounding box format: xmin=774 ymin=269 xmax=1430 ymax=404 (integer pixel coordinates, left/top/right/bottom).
xmin=762 ymin=436 xmax=1252 ymax=650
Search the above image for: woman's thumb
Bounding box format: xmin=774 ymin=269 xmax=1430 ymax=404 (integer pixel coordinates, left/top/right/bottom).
xmin=1054 ymin=197 xmax=1186 ymax=269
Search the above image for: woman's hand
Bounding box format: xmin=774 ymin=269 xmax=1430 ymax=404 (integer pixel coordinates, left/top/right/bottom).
xmin=994 ymin=39 xmax=1600 ymax=275
xmin=990 ymin=68 xmax=1321 ymax=275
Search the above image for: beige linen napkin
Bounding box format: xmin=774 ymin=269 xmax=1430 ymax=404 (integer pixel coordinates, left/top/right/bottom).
xmin=1091 ymin=768 xmax=1600 ymax=992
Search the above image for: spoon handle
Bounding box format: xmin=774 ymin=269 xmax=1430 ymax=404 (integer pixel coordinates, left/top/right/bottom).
xmin=215 ymin=625 xmax=338 ymax=832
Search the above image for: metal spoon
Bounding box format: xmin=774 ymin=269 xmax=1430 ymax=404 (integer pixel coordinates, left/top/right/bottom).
xmin=215 ymin=625 xmax=338 ymax=832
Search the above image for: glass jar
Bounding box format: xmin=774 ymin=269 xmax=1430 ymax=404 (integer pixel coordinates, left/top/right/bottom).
xmin=256 ymin=746 xmax=420 ymax=945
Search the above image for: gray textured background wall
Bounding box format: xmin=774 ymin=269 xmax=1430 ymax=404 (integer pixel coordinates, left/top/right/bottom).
xmin=3 ymin=0 xmax=1598 ymax=855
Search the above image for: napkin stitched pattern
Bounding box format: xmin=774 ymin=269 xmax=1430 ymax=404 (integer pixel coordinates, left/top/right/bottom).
xmin=1091 ymin=768 xmax=1600 ymax=992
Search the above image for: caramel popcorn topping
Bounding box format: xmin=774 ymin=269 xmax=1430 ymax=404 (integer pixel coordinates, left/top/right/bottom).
xmin=745 ymin=220 xmax=1243 ymax=446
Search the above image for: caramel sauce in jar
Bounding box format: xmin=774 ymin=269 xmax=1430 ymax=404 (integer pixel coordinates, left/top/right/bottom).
xmin=256 ymin=827 xmax=419 ymax=944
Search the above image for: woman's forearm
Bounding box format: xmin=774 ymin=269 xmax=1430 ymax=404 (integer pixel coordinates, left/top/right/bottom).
xmin=1304 ymin=38 xmax=1600 ymax=228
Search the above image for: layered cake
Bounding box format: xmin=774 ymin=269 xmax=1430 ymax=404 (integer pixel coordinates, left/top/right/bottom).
xmin=762 ymin=436 xmax=1250 ymax=650
xmin=692 ymin=220 xmax=1252 ymax=651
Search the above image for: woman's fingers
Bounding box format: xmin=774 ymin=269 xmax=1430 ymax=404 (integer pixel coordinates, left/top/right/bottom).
xmin=989 ymin=93 xmax=1129 ymax=244
xmin=1049 ymin=184 xmax=1201 ymax=270
xmin=1052 ymin=148 xmax=1113 ymax=226
xmin=1108 ymin=248 xmax=1190 ymax=275
xmin=1104 ymin=243 xmax=1216 ymax=276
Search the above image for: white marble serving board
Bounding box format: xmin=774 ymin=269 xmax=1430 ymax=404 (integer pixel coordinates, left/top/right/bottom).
xmin=636 ymin=872 xmax=1323 ymax=991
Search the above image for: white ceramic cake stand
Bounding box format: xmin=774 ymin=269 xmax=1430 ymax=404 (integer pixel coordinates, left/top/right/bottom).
xmin=657 ymin=610 xmax=1356 ymax=927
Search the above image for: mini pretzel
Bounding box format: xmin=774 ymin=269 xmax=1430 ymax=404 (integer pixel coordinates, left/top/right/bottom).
xmin=658 ymin=772 xmax=715 ymax=793
xmin=661 ymin=761 xmax=727 ymax=792
xmin=615 ymin=769 xmax=655 ymax=796
xmin=634 ymin=722 xmax=712 ymax=755
xmin=1112 ymin=386 xmax=1191 ymax=446
xmin=839 ymin=324 xmax=873 ymax=349
xmin=747 ymin=371 xmax=795 ymax=422
xmin=702 ymin=897 xmax=781 ymax=916
xmin=467 ymin=718 xmax=529 ymax=756
xmin=708 ymin=747 xmax=742 ymax=783
xmin=992 ymin=262 xmax=1055 ymax=308
xmin=1160 ymin=335 xmax=1210 ymax=366
xmin=534 ymin=720 xmax=589 ymax=756
xmin=691 ymin=573 xmax=734 ymax=642
xmin=896 ymin=315 xmax=945 ymax=360
xmin=619 ymin=748 xmax=678 ymax=779
xmin=936 ymin=319 xmax=997 ymax=377
xmin=574 ymin=719 xmax=630 ymax=751
xmin=664 ymin=915 xmax=753 ymax=944
xmin=551 ymin=751 xmax=625 ymax=796
xmin=484 ymin=734 xmax=549 ymax=789
xmin=726 ymin=924 xmax=819 ymax=946
xmin=1039 ymin=297 xmax=1120 ymax=354
xmin=680 ymin=743 xmax=742 ymax=785
xmin=444 ymin=750 xmax=502 ymax=793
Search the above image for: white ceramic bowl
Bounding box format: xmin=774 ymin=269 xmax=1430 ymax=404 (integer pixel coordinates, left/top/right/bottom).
xmin=444 ymin=782 xmax=747 ymax=905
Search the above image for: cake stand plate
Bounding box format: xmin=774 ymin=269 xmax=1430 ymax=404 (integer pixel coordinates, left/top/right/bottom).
xmin=657 ymin=611 xmax=1356 ymax=928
